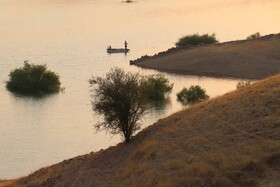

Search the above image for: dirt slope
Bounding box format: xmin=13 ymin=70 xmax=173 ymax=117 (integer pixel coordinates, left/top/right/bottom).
xmin=131 ymin=34 xmax=280 ymax=79
xmin=2 ymin=74 xmax=280 ymax=187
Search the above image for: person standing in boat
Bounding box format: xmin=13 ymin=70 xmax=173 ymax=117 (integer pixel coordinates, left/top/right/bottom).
xmin=124 ymin=41 xmax=128 ymax=50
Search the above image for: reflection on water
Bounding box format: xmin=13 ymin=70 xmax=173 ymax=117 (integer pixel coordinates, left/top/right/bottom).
xmin=0 ymin=0 xmax=279 ymax=179
xmin=144 ymin=97 xmax=173 ymax=122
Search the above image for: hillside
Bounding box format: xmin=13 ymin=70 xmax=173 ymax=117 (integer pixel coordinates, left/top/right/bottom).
xmin=2 ymin=74 xmax=280 ymax=187
xmin=131 ymin=34 xmax=280 ymax=79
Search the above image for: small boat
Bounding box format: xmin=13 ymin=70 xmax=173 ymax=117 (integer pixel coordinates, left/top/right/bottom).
xmin=107 ymin=47 xmax=130 ymax=54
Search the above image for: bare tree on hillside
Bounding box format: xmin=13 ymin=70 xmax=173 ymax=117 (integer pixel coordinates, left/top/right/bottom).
xmin=89 ymin=68 xmax=149 ymax=142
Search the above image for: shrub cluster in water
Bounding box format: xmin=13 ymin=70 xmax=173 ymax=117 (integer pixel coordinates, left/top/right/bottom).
xmin=140 ymin=74 xmax=173 ymax=100
xmin=6 ymin=62 xmax=61 ymax=95
xmin=175 ymin=33 xmax=218 ymax=47
xmin=177 ymin=85 xmax=209 ymax=104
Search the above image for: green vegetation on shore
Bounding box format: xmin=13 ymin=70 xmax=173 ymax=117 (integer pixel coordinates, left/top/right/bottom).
xmin=236 ymin=81 xmax=251 ymax=89
xmin=175 ymin=33 xmax=218 ymax=47
xmin=90 ymin=68 xmax=148 ymax=142
xmin=6 ymin=62 xmax=61 ymax=95
xmin=247 ymin=32 xmax=261 ymax=40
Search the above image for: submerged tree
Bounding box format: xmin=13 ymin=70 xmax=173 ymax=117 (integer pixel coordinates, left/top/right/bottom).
xmin=177 ymin=85 xmax=209 ymax=104
xmin=6 ymin=61 xmax=61 ymax=95
xmin=140 ymin=74 xmax=173 ymax=100
xmin=89 ymin=68 xmax=149 ymax=142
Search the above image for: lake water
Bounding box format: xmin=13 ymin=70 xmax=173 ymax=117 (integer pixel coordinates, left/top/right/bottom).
xmin=0 ymin=0 xmax=279 ymax=179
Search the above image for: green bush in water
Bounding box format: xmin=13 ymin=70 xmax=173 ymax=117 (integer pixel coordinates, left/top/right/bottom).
xmin=177 ymin=85 xmax=209 ymax=103
xmin=175 ymin=33 xmax=218 ymax=47
xmin=141 ymin=74 xmax=173 ymax=100
xmin=6 ymin=62 xmax=61 ymax=95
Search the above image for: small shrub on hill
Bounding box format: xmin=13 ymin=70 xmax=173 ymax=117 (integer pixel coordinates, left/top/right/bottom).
xmin=246 ymin=32 xmax=261 ymax=40
xmin=236 ymin=81 xmax=251 ymax=89
xmin=175 ymin=33 xmax=218 ymax=47
xmin=177 ymin=85 xmax=209 ymax=103
xmin=141 ymin=74 xmax=173 ymax=100
xmin=6 ymin=62 xmax=61 ymax=95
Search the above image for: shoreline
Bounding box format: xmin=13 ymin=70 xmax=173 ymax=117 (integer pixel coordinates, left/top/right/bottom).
xmin=135 ymin=63 xmax=255 ymax=80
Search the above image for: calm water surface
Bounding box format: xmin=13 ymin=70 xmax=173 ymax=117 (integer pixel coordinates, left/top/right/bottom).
xmin=0 ymin=0 xmax=279 ymax=179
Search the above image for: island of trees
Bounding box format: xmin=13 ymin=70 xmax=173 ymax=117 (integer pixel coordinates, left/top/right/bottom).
xmin=6 ymin=62 xmax=61 ymax=95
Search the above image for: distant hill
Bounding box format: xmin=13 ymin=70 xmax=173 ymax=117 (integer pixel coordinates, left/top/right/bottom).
xmin=131 ymin=34 xmax=280 ymax=80
xmin=3 ymin=74 xmax=280 ymax=187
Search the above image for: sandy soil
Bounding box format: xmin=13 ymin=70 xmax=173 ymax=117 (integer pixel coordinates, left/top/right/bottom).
xmin=131 ymin=34 xmax=280 ymax=80
xmin=1 ymin=74 xmax=279 ymax=187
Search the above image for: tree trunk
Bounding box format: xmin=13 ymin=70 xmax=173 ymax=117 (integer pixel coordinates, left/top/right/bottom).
xmin=124 ymin=131 xmax=131 ymax=143
xmin=125 ymin=137 xmax=130 ymax=143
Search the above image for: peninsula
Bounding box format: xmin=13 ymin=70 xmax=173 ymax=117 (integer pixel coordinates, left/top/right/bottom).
xmin=131 ymin=34 xmax=280 ymax=80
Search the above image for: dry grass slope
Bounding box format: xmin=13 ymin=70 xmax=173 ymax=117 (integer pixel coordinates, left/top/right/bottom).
xmin=2 ymin=74 xmax=280 ymax=187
